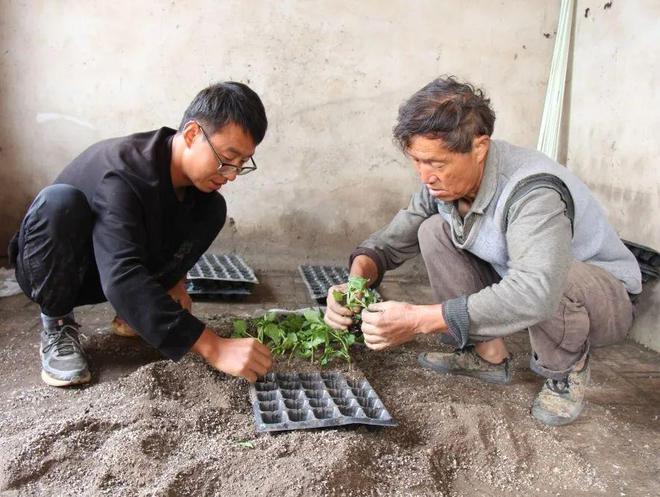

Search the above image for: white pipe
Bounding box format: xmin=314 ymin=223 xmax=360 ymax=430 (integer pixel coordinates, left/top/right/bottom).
xmin=537 ymin=0 xmax=575 ymax=161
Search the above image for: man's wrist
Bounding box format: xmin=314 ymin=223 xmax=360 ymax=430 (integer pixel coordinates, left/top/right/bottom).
xmin=349 ymin=254 xmax=379 ymax=286
xmin=191 ymin=328 xmax=218 ymax=360
xmin=413 ymin=304 xmax=447 ymax=335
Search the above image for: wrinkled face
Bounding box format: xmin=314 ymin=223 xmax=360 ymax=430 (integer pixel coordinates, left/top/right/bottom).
xmin=406 ymin=135 xmax=489 ymax=202
xmin=182 ymin=122 xmax=256 ymax=193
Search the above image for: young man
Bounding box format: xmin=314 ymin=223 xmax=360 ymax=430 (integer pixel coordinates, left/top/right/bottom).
xmin=9 ymin=82 xmax=272 ymax=386
xmin=324 ymin=77 xmax=641 ymax=426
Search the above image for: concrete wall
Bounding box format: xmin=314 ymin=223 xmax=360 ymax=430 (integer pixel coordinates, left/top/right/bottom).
xmin=567 ymin=0 xmax=660 ymax=351
xmin=2 ymin=1 xmax=656 ymax=348
xmin=0 ymin=0 xmax=560 ymax=271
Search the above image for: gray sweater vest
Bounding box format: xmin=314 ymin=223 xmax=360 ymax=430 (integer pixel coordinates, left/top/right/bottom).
xmin=436 ymin=140 xmax=642 ymax=295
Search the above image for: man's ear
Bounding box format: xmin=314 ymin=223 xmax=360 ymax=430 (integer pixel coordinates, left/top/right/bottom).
xmin=182 ymin=121 xmax=199 ymax=148
xmin=473 ymin=135 xmax=490 ymax=163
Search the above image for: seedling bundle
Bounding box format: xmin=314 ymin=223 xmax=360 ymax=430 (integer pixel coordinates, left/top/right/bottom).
xmin=232 ymin=276 xmax=380 ymax=366
xmin=233 ymin=309 xmax=359 ymax=365
xmin=332 ymin=276 xmax=379 ymax=326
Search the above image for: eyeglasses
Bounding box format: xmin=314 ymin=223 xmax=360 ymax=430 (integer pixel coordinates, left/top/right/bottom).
xmin=196 ymin=121 xmax=257 ymax=177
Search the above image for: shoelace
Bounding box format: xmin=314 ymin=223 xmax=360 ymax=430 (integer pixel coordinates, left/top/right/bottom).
xmin=43 ymin=324 xmax=83 ymax=356
xmin=547 ymin=378 xmax=570 ymax=395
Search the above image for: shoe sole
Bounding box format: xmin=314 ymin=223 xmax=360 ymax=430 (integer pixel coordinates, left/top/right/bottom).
xmin=418 ymin=353 xmax=512 ymax=385
xmin=41 ymin=369 xmax=91 ymax=387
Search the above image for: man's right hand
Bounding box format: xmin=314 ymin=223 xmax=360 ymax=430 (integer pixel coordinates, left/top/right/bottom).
xmin=324 ymin=283 xmax=355 ymax=330
xmin=324 ymin=255 xmax=380 ymax=330
xmin=191 ymin=328 xmax=272 ymax=382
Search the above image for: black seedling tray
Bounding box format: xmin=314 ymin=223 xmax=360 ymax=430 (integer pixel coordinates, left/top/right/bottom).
xmin=186 ymin=254 xmax=258 ymax=297
xmin=298 ymin=265 xmax=381 ymax=304
xmin=622 ymin=240 xmax=660 ymax=284
xmin=249 ymin=371 xmax=397 ymax=432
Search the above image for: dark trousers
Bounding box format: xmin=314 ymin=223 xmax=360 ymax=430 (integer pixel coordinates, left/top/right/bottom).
xmin=418 ymin=215 xmax=635 ymax=380
xmin=10 ymin=184 xmax=224 ymax=317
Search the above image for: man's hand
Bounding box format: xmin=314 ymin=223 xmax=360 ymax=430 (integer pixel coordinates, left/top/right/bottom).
xmin=361 ymin=301 xmax=445 ymax=350
xmin=191 ymin=328 xmax=273 ymax=382
xmin=168 ymin=278 xmax=192 ymax=312
xmin=324 ymin=255 xmax=380 ymax=330
xmin=324 ymin=283 xmax=355 ymax=330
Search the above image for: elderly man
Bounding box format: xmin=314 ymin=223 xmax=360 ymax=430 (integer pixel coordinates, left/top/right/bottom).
xmin=324 ymin=77 xmax=641 ymax=426
xmin=9 ymin=82 xmax=272 ymax=386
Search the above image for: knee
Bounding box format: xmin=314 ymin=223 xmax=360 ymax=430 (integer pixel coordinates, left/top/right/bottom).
xmin=560 ymin=261 xmax=589 ymax=303
xmin=418 ymin=215 xmax=451 ymax=254
xmin=32 ymin=184 xmax=92 ymax=231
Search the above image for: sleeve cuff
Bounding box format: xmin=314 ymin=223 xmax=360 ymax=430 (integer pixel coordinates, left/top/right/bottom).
xmin=158 ymin=312 xmax=206 ymax=361
xmin=441 ymin=296 xmax=470 ymax=348
xmin=349 ymin=247 xmax=385 ymax=287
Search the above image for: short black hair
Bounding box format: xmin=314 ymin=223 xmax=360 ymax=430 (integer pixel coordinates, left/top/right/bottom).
xmin=393 ymin=76 xmax=495 ymax=153
xmin=179 ymin=82 xmax=268 ymax=144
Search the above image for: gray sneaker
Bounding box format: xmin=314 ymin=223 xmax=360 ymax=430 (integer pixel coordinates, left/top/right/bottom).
xmin=532 ymin=360 xmax=590 ymax=426
xmin=418 ymin=346 xmax=512 ymax=384
xmin=40 ymin=320 xmax=91 ymax=387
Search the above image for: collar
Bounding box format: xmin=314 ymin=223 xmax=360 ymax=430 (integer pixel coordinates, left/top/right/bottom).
xmin=468 ymin=140 xmax=499 ymax=214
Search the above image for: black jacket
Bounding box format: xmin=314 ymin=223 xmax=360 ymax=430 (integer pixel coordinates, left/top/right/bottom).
xmin=54 ymin=127 xmax=225 ymax=360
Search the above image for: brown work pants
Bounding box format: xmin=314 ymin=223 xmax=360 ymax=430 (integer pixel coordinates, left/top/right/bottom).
xmin=418 ymin=215 xmax=635 ymax=380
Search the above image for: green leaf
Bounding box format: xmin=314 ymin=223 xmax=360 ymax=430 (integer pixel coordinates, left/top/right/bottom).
xmin=282 ymin=332 xmax=298 ymax=349
xmin=263 ymin=312 xmax=277 ymax=322
xmin=236 ymin=440 xmax=255 ymax=449
xmin=333 ymin=290 xmax=345 ymax=303
xmin=263 ymin=323 xmax=283 ymax=345
xmin=309 ymin=336 xmax=326 ymax=347
xmin=303 ymin=308 xmax=322 ymax=323
xmin=232 ymin=319 xmax=248 ymax=337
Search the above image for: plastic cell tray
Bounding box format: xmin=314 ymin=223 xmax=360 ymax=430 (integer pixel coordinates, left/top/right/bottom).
xmin=249 ymin=371 xmax=397 ymax=432
xmin=298 ymin=265 xmax=381 ymax=304
xmin=622 ymin=240 xmax=660 ymax=284
xmin=186 ymin=253 xmax=258 ymax=297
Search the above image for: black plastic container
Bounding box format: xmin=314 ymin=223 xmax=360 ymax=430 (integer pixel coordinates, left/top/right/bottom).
xmin=250 ymin=371 xmax=397 ymax=432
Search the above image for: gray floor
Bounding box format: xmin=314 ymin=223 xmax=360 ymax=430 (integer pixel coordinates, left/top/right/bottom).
xmin=0 ymin=271 xmax=659 ymax=496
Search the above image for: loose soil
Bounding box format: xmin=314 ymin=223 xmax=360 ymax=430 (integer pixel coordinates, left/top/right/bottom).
xmin=0 ymin=313 xmax=658 ymax=497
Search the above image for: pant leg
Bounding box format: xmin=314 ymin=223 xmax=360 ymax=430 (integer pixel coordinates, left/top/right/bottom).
xmin=529 ymin=261 xmax=634 ymax=380
xmin=14 ymin=184 xmax=105 ymax=316
xmin=418 ymin=215 xmax=501 ymax=344
xmin=153 ymin=192 xmax=227 ymax=290
xmin=418 ymin=215 xmax=501 ymax=301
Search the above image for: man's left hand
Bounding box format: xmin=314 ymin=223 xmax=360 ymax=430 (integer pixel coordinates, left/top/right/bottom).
xmin=360 ymin=301 xmax=423 ymax=350
xmin=168 ymin=278 xmax=192 ymax=312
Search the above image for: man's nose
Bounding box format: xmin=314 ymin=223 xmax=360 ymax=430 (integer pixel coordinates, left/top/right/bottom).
xmin=418 ymin=164 xmax=437 ymax=184
xmin=223 ymin=170 xmax=238 ymax=181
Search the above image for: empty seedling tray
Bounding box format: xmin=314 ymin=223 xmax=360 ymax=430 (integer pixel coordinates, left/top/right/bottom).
xmin=186 ymin=253 xmax=258 ymax=297
xmin=298 ymin=265 xmax=381 ymax=304
xmin=249 ymin=371 xmax=397 ymax=432
xmin=622 ymin=240 xmax=660 ymax=284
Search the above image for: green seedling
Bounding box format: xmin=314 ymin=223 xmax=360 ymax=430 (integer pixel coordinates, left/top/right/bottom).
xmin=333 ymin=276 xmax=380 ymax=323
xmin=232 ymin=309 xmax=362 ymax=366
